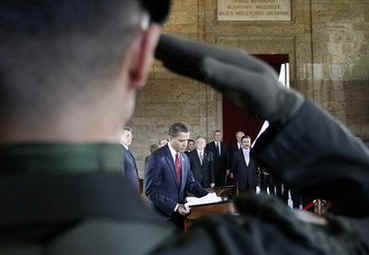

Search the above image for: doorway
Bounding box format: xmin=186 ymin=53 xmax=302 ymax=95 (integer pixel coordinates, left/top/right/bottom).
xmin=222 ymin=54 xmax=289 ymax=145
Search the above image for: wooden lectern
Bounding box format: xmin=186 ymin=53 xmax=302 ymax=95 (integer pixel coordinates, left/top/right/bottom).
xmin=184 ymin=186 xmax=237 ymax=231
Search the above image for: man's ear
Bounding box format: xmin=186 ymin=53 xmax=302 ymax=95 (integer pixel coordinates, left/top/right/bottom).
xmin=128 ymin=24 xmax=161 ymax=90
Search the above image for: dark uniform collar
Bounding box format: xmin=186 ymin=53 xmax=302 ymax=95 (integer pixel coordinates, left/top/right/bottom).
xmin=0 ymin=143 xmax=122 ymax=173
xmin=0 ymin=143 xmax=164 ymax=243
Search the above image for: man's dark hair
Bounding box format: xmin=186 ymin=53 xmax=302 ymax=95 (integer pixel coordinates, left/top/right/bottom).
xmin=214 ymin=130 xmax=222 ymax=133
xmin=188 ymin=139 xmax=195 ymax=143
xmin=241 ymin=135 xmax=251 ymax=142
xmin=0 ymin=0 xmax=146 ymax=117
xmin=122 ymin=126 xmax=132 ymax=133
xmin=150 ymin=143 xmax=159 ymax=153
xmin=168 ymin=122 xmax=189 ymax=138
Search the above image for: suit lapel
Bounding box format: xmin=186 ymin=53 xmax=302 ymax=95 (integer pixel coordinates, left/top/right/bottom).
xmin=213 ymin=141 xmax=220 ymax=157
xmin=238 ymin=150 xmax=244 ymax=168
xmin=195 ymin=151 xmax=202 ymax=166
xmin=203 ymin=151 xmax=208 ymax=167
xmin=179 ymin=153 xmax=187 ymax=195
xmin=127 ymin=149 xmax=137 ymax=171
xmin=240 ymin=150 xmax=249 ymax=168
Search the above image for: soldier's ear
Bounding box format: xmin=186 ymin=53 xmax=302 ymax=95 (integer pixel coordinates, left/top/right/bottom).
xmin=128 ymin=24 xmax=161 ymax=90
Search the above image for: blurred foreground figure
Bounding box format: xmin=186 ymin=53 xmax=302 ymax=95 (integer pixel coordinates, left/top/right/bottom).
xmin=1 ymin=1 xmax=369 ymax=255
xmin=0 ymin=1 xmax=174 ymax=254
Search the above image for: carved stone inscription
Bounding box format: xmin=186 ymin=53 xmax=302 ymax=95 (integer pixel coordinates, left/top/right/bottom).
xmin=218 ymin=0 xmax=291 ymax=21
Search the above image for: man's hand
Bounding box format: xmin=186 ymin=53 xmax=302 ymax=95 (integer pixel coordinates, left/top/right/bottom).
xmin=210 ymin=182 xmax=215 ymax=188
xmin=229 ymin=173 xmax=234 ymax=179
xmin=155 ymin=34 xmax=304 ymax=125
xmin=177 ymin=204 xmax=190 ymax=216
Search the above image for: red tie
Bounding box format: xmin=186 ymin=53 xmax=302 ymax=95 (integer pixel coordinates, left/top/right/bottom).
xmin=175 ymin=153 xmax=182 ymax=184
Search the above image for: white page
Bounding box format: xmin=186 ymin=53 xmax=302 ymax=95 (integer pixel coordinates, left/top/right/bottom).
xmin=185 ymin=192 xmax=224 ymax=207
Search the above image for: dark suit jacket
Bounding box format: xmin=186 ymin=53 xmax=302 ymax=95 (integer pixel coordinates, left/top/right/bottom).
xmin=231 ymin=149 xmax=257 ymax=192
xmin=205 ymin=141 xmax=229 ymax=186
xmin=230 ymin=142 xmax=242 ymax=153
xmin=144 ymin=145 xmax=208 ymax=220
xmin=229 ymin=142 xmax=242 ymax=167
xmin=122 ymin=146 xmax=139 ymax=192
xmin=188 ymin=149 xmax=214 ymax=188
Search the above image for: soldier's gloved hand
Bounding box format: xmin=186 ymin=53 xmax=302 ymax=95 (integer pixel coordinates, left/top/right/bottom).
xmin=155 ymin=34 xmax=304 ymax=125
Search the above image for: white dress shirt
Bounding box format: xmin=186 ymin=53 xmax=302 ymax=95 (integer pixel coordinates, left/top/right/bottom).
xmin=215 ymin=141 xmax=221 ymax=155
xmin=242 ymin=148 xmax=250 ymax=167
xmin=197 ymin=149 xmax=204 ymax=165
xmin=168 ymin=143 xmax=178 ymax=164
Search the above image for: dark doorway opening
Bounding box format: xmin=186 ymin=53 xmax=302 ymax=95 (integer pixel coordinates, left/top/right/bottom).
xmin=222 ymin=54 xmax=289 ymax=145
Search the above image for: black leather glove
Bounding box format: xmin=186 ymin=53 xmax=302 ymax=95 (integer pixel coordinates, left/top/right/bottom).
xmin=155 ymin=34 xmax=304 ymax=125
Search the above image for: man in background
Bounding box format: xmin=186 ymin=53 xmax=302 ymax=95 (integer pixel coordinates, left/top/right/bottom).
xmin=188 ymin=136 xmax=215 ymax=188
xmin=231 ymin=131 xmax=245 ymax=152
xmin=206 ymin=130 xmax=230 ymax=186
xmin=120 ymin=126 xmax=139 ymax=192
xmin=229 ymin=131 xmax=245 ymax=171
xmin=185 ymin=139 xmax=196 ymax=154
xmin=230 ymin=136 xmax=257 ymax=193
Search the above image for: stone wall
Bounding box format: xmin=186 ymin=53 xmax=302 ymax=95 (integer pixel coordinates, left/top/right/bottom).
xmin=128 ymin=0 xmax=369 ymax=178
xmin=311 ymin=0 xmax=369 ymax=137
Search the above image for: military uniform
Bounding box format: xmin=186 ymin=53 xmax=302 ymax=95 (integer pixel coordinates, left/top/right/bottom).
xmin=0 ymin=144 xmax=175 ymax=254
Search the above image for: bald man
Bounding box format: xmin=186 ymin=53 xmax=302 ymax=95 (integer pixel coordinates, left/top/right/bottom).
xmin=188 ymin=137 xmax=215 ymax=188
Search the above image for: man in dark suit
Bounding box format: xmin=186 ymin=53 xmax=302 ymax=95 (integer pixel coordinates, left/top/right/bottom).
xmin=185 ymin=139 xmax=196 ymax=155
xmin=145 ymin=122 xmax=208 ymax=226
xmin=120 ymin=126 xmax=140 ymax=193
xmin=188 ymin=136 xmax=215 ymax=188
xmin=229 ymin=131 xmax=245 ymax=170
xmin=230 ymin=131 xmax=245 ymax=153
xmin=231 ymin=135 xmax=257 ymax=193
xmin=206 ymin=130 xmax=230 ymax=186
